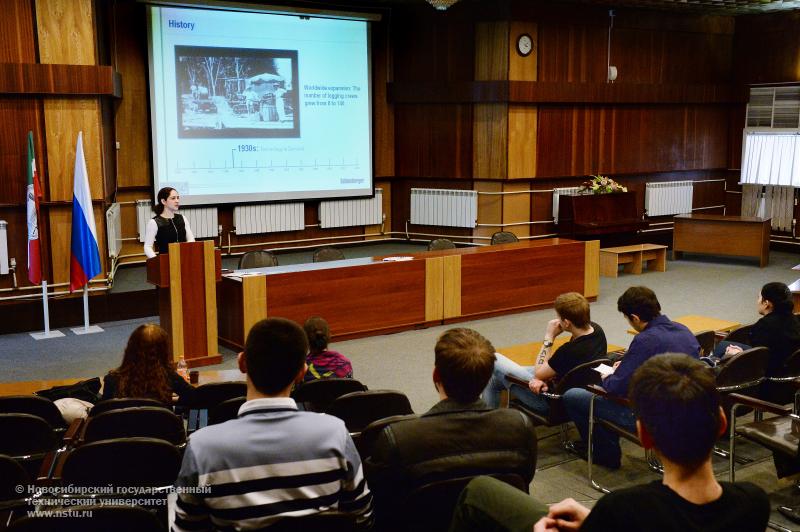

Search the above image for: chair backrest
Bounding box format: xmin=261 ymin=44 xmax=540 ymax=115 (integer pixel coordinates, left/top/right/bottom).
xmin=90 ymin=397 xmax=168 ymax=417
xmin=428 ymin=238 xmax=456 ymax=251
xmin=325 ymin=390 xmax=414 ymax=433
xmin=725 ymin=324 xmax=754 ymax=345
xmin=292 ymin=378 xmax=367 ymax=412
xmin=0 ymin=395 xmax=66 ymax=429
xmin=0 ymin=414 xmax=58 ymax=457
xmin=490 ymin=231 xmax=519 ymax=245
xmin=716 ymin=346 xmax=770 ymax=390
xmin=208 ymin=396 xmax=246 ymax=426
xmin=0 ymin=454 xmax=31 ymax=502
xmin=552 ymin=358 xmax=610 ymax=396
xmin=192 ymin=381 xmax=248 ymax=409
xmin=355 ymin=414 xmax=418 ymax=459
xmin=268 ymin=511 xmax=358 ymax=532
xmin=780 ymin=348 xmax=800 ymax=378
xmin=83 ymin=407 xmax=186 ymax=445
xmin=402 ymin=474 xmax=527 ymax=532
xmin=8 ymin=504 xmax=164 ymax=532
xmin=239 ymin=250 xmax=278 ymax=269
xmin=694 ymin=330 xmax=716 ymax=357
xmin=763 ymin=348 xmax=800 ymax=405
xmin=313 ymin=246 xmax=346 ymax=262
xmin=61 ymin=437 xmax=182 ymax=487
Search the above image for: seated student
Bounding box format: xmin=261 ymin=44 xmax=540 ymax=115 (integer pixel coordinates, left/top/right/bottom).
xmin=563 ymin=286 xmax=699 ymax=469
xmin=173 ymin=318 xmax=372 ymax=531
xmin=102 ymin=323 xmax=195 ymax=404
xmin=449 ymin=354 xmax=770 ymax=532
xmin=483 ymin=292 xmax=607 ymax=416
xmin=366 ymin=328 xmax=537 ymax=528
xmin=706 ymin=282 xmax=800 ymax=378
xmin=303 ymin=316 xmax=354 ymax=381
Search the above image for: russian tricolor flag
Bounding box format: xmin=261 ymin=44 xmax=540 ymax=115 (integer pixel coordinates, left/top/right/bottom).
xmin=69 ymin=132 xmax=101 ymax=292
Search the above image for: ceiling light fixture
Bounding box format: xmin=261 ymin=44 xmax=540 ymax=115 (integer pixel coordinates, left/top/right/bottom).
xmin=426 ymin=0 xmax=459 ymax=11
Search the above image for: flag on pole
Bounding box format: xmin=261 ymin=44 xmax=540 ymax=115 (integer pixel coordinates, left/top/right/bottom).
xmin=26 ymin=131 xmax=42 ymax=285
xmin=69 ymin=132 xmax=101 ymax=292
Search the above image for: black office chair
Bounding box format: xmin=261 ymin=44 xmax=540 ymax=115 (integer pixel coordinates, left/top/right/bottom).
xmin=763 ymin=348 xmax=800 ymax=405
xmin=490 ymin=231 xmax=519 ymax=245
xmin=694 ymin=330 xmax=716 ymax=357
xmin=186 ymin=381 xmax=247 ymax=432
xmin=0 ymin=414 xmax=59 ymax=479
xmin=325 ymin=390 xmax=414 ymax=434
xmin=313 ymin=246 xmax=345 ymax=262
xmin=355 ymin=414 xmax=418 ymax=459
xmin=716 ymin=346 xmax=770 ymax=416
xmin=208 ymin=396 xmax=246 ymax=426
xmin=90 ymin=398 xmax=169 ymax=417
xmin=724 ymin=324 xmax=754 ymax=345
xmin=0 ymin=453 xmax=31 ymax=520
xmin=0 ymin=395 xmax=67 ymax=431
xmin=82 ymin=407 xmax=186 ymax=446
xmin=238 ymin=250 xmax=278 ymax=269
xmin=292 ymin=378 xmax=367 ymax=413
xmin=428 ymin=238 xmax=456 ymax=251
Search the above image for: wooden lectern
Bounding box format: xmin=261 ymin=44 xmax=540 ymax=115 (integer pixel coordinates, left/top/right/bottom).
xmin=146 ymin=241 xmax=222 ymax=368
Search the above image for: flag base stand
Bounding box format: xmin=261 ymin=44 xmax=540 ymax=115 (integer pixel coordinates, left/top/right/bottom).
xmin=30 ymin=329 xmax=66 ymax=340
xmin=70 ymin=325 xmax=104 ymax=335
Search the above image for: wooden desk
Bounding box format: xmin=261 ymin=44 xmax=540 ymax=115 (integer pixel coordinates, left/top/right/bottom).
xmin=498 ymin=338 xmax=625 ymax=366
xmin=218 ymin=239 xmax=601 ymax=348
xmin=600 ymin=244 xmax=667 ymax=277
xmin=672 ymin=214 xmax=771 ymax=267
xmin=627 ymin=314 xmax=740 ymax=335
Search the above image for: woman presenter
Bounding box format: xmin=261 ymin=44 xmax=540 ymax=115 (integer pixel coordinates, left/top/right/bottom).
xmin=143 ymin=187 xmax=195 ymax=258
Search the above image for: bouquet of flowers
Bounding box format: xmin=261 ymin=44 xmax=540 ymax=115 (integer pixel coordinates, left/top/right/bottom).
xmin=579 ymin=175 xmax=627 ymax=194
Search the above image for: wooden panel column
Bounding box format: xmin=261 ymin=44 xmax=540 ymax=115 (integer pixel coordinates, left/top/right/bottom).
xmin=36 ymin=0 xmax=106 ymax=284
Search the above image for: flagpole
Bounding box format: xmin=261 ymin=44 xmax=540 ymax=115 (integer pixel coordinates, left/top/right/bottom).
xmin=29 ymin=280 xmax=65 ymax=340
xmin=71 ymin=283 xmax=103 ymax=335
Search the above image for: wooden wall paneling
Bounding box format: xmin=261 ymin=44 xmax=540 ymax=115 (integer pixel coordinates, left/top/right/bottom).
xmin=584 ymin=240 xmax=599 ymax=298
xmin=366 ymin=180 xmax=391 ymax=240
xmin=475 ymin=21 xmax=509 ymax=81
xmin=372 ymin=20 xmax=394 ymax=177
xmin=734 ymin=12 xmax=800 ymax=84
xmin=241 ymin=275 xmax=267 ymax=339
xmin=692 ymin=180 xmax=725 ymax=212
xmin=537 ymin=23 xmax=607 ymax=83
xmin=509 ymin=22 xmax=537 ymax=82
xmin=425 ymin=256 xmax=444 ymax=322
xmin=530 ymin=182 xmax=557 ymax=237
xmin=728 ymin=105 xmax=745 ymax=170
xmin=508 ymin=105 xmax=537 ymax=178
xmin=473 ymin=103 xmax=508 ymax=179
xmin=0 ymin=0 xmax=37 ymax=63
xmin=502 ymin=182 xmax=531 ymax=239
xmin=474 ymin=180 xmax=502 ymax=241
xmin=112 ymin=1 xmax=151 ymax=189
xmin=42 ymin=99 xmax=103 ymax=201
xmin=0 ymin=208 xmax=27 ymax=289
xmin=46 ymin=204 xmax=106 ymax=285
xmin=394 ymin=104 xmax=472 ymax=178
xmin=35 ymin=0 xmax=97 ymax=65
xmin=442 ymin=254 xmax=461 ymax=319
xmin=0 ymin=99 xmax=45 ymax=204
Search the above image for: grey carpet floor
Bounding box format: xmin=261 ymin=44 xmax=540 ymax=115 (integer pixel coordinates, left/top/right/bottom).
xmin=2 ymin=245 xmax=800 ymax=529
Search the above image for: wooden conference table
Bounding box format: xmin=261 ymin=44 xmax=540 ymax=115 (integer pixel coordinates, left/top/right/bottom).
xmin=627 ymin=314 xmax=741 ymax=335
xmin=218 ymin=239 xmax=601 ymax=349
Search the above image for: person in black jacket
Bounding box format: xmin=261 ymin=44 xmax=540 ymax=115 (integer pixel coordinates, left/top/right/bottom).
xmin=102 ymin=323 xmax=196 ymax=404
xmin=710 ymin=282 xmax=800 ymax=377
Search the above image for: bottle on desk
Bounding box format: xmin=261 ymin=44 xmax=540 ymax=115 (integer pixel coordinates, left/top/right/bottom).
xmin=177 ymin=356 xmax=189 ymax=382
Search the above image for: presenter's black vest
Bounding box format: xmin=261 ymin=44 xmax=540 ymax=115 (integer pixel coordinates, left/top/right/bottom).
xmin=153 ymin=214 xmax=187 ymax=254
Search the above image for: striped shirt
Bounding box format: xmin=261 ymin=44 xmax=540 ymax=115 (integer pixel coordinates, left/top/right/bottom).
xmin=173 ymin=397 xmax=373 ymax=531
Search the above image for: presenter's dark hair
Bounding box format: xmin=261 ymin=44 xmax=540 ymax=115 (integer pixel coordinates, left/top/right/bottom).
xmin=303 ymin=316 xmax=330 ymax=353
xmin=630 ymin=353 xmax=721 ymax=468
xmin=154 ymin=187 xmax=177 ymax=215
xmin=761 ymin=282 xmax=793 ymax=314
xmin=617 ymin=286 xmax=661 ymax=322
xmin=245 ymin=318 xmax=308 ymax=394
xmin=435 ymin=328 xmax=496 ymax=403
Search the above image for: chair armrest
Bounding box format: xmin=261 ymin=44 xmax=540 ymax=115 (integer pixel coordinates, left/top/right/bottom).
xmin=505 ymin=375 xmax=530 ymax=388
xmin=62 ymin=417 xmax=84 ymax=445
xmin=586 ymin=384 xmax=630 ymax=407
xmin=728 ymin=393 xmax=792 ymax=416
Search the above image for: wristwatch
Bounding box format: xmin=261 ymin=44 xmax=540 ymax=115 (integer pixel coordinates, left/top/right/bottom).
xmin=542 ymin=339 xmax=554 ymax=348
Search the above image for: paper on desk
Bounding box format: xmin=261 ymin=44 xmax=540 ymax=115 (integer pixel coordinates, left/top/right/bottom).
xmin=382 ymin=256 xmax=414 ymax=262
xmin=592 ymin=363 xmax=615 ymax=377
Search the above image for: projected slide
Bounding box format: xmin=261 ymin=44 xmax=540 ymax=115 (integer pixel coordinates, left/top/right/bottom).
xmin=148 ymin=6 xmax=372 ymax=205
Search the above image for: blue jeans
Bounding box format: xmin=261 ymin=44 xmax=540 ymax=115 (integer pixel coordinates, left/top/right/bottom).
xmin=482 ymin=353 xmax=550 ymax=417
xmin=563 ymin=387 xmax=636 ymax=465
xmin=712 ymin=340 xmax=751 ymax=359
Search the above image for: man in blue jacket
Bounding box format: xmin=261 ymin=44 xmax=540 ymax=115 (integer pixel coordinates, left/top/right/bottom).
xmin=563 ymin=286 xmax=700 ymax=469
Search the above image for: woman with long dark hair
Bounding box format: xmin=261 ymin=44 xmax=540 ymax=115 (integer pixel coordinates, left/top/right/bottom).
xmin=143 ymin=187 xmax=195 ymax=258
xmin=102 ymin=323 xmax=196 ymax=403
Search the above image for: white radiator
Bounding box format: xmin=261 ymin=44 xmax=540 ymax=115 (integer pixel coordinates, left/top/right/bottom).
xmin=320 ymin=188 xmax=383 ymax=229
xmin=645 ymin=181 xmax=693 ymax=217
xmin=137 ymin=200 xmax=219 ymax=241
xmin=0 ymin=220 xmax=8 ymax=275
xmin=552 ymin=187 xmax=582 ymax=223
xmin=105 ymin=203 xmax=122 ymax=259
xmin=410 ymin=188 xmax=477 ymax=228
xmin=233 ymin=202 xmax=304 ymax=235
